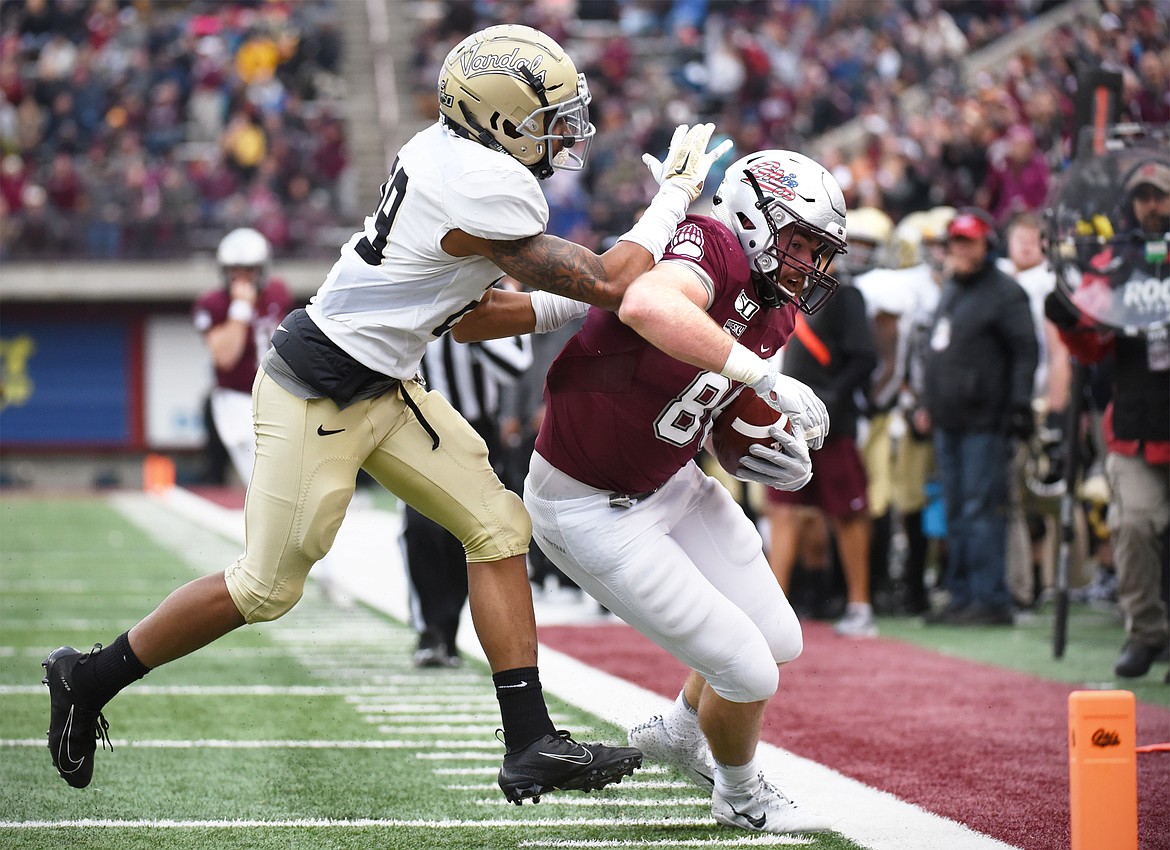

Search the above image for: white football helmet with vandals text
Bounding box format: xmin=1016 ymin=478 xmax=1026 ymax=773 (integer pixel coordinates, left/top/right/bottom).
xmin=712 ymin=150 xmax=848 ymax=314
xmin=438 ymin=25 xmax=595 ymax=180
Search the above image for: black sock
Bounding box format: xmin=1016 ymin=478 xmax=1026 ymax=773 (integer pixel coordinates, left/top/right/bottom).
xmin=72 ymin=632 xmax=150 ymax=709
xmin=493 ymin=667 xmax=555 ymax=752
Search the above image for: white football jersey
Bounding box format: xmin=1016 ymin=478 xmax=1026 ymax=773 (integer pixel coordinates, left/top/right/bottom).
xmin=998 ymin=256 xmax=1055 ymax=397
xmin=305 ymin=122 xmax=549 ymax=378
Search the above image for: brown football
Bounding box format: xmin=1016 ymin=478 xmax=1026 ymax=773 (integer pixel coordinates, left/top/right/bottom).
xmin=710 ymin=390 xmax=791 ymax=476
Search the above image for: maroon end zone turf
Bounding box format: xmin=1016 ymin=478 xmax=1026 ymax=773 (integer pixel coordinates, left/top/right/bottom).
xmin=538 ymin=621 xmax=1170 ymax=850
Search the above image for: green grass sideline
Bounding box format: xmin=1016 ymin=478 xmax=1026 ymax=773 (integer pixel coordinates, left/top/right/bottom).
xmin=0 ymin=495 xmax=868 ymax=850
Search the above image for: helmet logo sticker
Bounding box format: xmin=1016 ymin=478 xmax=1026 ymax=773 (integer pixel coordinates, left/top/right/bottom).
xmin=458 ymin=45 xmax=547 ymax=85
xmin=668 ymin=223 xmax=706 ymax=260
xmin=742 ymin=161 xmax=799 ymax=201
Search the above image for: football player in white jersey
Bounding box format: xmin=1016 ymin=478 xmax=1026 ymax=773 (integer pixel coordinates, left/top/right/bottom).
xmin=456 ymin=150 xmax=848 ymax=835
xmin=41 ymin=24 xmax=731 ymax=804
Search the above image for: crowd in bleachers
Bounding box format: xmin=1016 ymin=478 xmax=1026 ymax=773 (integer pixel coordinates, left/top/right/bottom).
xmin=410 ymin=0 xmax=1168 ymax=248
xmin=0 ymin=0 xmax=350 ymax=261
xmin=2 ymin=0 xmax=1166 ymax=263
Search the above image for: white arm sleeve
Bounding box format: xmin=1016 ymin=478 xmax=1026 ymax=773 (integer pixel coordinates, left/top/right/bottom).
xmin=531 ymin=290 xmax=590 ymax=334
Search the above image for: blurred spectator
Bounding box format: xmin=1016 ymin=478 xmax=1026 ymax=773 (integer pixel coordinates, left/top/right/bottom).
xmin=979 ymin=124 xmax=1051 ymax=225
xmin=997 ymin=211 xmax=1077 ymax=610
xmin=765 ymin=279 xmax=878 ymax=638
xmin=917 ymin=208 xmax=1038 ymax=626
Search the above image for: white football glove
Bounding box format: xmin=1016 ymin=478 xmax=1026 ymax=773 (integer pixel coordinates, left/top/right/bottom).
xmin=641 ymin=123 xmax=734 ymax=203
xmin=736 ymin=421 xmax=814 ymax=491
xmin=749 ymin=371 xmax=830 ymax=450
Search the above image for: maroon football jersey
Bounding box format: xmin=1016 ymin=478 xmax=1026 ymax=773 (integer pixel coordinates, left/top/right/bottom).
xmin=193 ymin=279 xmax=294 ymax=393
xmin=535 ymin=215 xmax=796 ymax=494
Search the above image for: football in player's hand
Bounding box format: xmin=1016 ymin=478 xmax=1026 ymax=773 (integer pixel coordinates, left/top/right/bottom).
xmin=711 ymin=390 xmax=792 ymax=477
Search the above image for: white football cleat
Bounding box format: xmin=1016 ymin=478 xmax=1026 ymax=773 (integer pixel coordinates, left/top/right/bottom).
xmin=834 ymin=603 xmax=878 ymax=638
xmin=627 ymin=714 xmax=714 ymax=791
xmin=712 ymin=772 xmax=831 ymax=834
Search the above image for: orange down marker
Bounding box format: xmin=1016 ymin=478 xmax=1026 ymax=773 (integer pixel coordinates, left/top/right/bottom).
xmin=1068 ymin=690 xmax=1138 ymax=850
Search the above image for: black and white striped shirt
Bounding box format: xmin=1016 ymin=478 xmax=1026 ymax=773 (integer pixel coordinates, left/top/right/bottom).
xmin=419 ymin=334 xmax=533 ymax=422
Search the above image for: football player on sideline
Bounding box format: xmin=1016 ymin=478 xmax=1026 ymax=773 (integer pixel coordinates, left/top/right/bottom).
xmin=193 ymin=227 xmax=293 ymax=486
xmin=41 ymin=24 xmax=730 ymax=803
xmin=457 ymin=150 xmax=848 ymax=835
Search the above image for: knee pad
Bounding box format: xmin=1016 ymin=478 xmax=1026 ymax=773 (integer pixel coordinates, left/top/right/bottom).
xmin=224 ymin=558 xmax=306 ymax=624
xmin=464 ymin=488 xmax=531 ymax=563
xmin=709 ymin=647 xmax=780 ymax=703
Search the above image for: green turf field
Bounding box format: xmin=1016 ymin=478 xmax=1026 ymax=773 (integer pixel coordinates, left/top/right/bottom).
xmin=1 ymin=496 xmax=870 ymax=850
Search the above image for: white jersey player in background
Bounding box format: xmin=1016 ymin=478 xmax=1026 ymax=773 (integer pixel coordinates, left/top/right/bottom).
xmin=41 ymin=24 xmax=731 ymax=804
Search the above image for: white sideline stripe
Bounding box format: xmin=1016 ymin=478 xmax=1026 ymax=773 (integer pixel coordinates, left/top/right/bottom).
xmin=136 ymin=490 xmax=1021 ymax=850
xmin=474 ymin=797 xmax=710 ymax=808
xmin=0 ymin=817 xmax=718 ymax=830
xmin=1 ymin=739 xmax=495 ymax=750
xmin=519 ymin=840 xmax=813 ymax=848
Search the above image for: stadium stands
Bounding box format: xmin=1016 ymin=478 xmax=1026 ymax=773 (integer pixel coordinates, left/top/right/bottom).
xmin=0 ymin=0 xmax=351 ymax=261
xmin=2 ymin=1 xmax=1165 ymax=262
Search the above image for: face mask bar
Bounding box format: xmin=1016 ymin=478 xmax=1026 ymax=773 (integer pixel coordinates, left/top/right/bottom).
xmin=762 ymin=222 xmax=844 ymax=314
xmin=519 ymin=71 xmax=595 ymax=173
xmin=740 ymin=168 xmax=844 ymax=314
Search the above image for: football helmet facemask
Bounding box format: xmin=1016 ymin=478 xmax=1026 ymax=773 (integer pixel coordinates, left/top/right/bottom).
xmin=438 ymin=25 xmax=595 ymax=180
xmin=216 ymin=227 xmax=270 ymax=285
xmin=712 ymin=150 xmax=847 ymax=314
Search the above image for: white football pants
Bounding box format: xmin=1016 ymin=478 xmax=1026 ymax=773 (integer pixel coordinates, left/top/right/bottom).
xmin=524 ymin=452 xmax=802 ymax=703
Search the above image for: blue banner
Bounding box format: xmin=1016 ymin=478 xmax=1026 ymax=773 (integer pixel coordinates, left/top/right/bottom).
xmin=0 ymin=320 xmax=133 ymax=445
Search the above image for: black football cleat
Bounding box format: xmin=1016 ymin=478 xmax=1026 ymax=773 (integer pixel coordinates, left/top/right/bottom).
xmin=498 ymin=730 xmax=642 ymax=805
xmin=42 ymin=645 xmax=112 ymax=788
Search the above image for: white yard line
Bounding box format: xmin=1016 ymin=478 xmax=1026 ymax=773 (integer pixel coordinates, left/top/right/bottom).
xmin=0 ymin=817 xmax=719 ymax=829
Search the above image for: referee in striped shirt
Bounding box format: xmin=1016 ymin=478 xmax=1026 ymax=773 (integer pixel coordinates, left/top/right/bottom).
xmin=404 ymin=331 xmax=534 ymax=667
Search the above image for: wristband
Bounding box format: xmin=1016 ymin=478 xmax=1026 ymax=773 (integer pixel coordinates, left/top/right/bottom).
xmin=228 ymin=299 xmax=255 ymax=323
xmin=720 ymin=342 xmax=769 ymax=385
xmin=530 ymin=290 xmax=590 ymax=334
xmin=615 ymin=183 xmax=691 ymax=262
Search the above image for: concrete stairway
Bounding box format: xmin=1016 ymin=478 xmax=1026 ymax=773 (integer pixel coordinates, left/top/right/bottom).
xmin=337 ymin=0 xmax=433 ymax=218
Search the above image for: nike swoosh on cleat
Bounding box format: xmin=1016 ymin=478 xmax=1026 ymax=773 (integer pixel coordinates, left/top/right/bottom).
xmin=59 ymin=705 xmax=84 ymax=775
xmin=537 ymin=747 xmax=594 ymax=765
xmin=730 ymin=804 xmax=767 ymax=830
xmin=317 ymin=425 xmax=345 ymax=436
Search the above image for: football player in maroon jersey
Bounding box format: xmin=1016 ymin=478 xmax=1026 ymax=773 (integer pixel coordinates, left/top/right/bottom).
xmin=193 ymin=227 xmax=293 ymax=485
xmin=457 ymin=150 xmax=848 ymax=835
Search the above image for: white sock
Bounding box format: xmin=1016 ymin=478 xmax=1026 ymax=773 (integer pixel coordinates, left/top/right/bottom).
xmin=714 ymin=757 xmax=760 ymax=797
xmin=663 ymin=690 xmax=702 ymax=742
xmin=846 ymin=602 xmax=872 ymax=617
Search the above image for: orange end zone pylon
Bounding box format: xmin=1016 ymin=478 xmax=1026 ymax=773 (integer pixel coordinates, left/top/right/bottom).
xmin=143 ymin=453 xmax=176 ymax=492
xmin=1068 ymin=690 xmax=1137 ymax=850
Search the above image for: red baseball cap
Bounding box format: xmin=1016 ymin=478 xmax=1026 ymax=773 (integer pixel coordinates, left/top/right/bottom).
xmin=947 ymin=211 xmax=994 ymax=241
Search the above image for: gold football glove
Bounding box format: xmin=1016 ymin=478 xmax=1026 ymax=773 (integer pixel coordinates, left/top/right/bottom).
xmin=642 ymin=123 xmax=734 ymax=203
